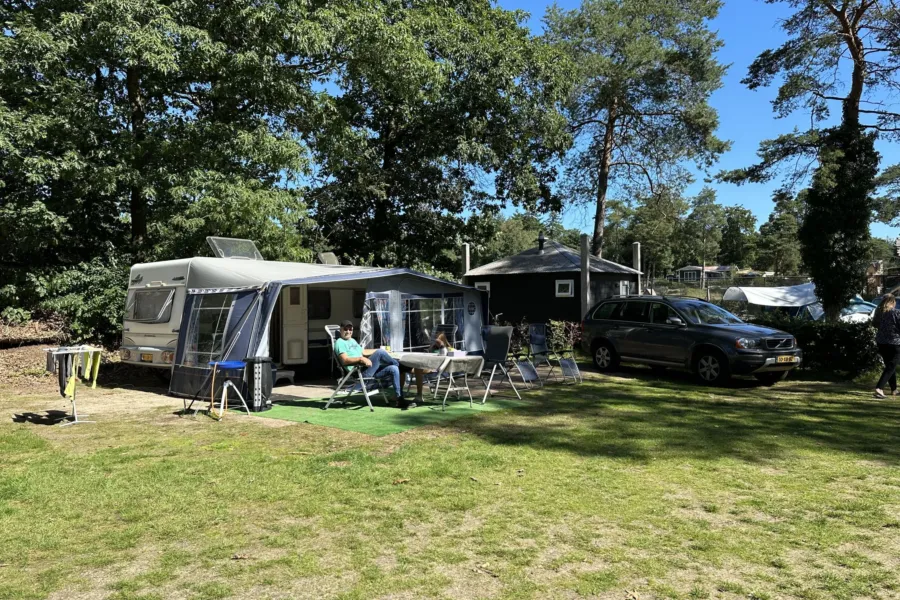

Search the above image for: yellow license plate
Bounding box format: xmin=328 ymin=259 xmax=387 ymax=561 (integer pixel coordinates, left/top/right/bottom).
xmin=777 ymin=356 xmax=797 ymax=363
xmin=141 ymin=353 xmax=154 ymax=362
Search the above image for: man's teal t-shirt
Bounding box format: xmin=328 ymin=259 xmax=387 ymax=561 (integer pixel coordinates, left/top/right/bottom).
xmin=334 ymin=337 xmax=363 ymax=371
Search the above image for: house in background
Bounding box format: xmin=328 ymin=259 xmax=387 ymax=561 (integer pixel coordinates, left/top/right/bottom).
xmin=462 ymin=234 xmax=641 ymax=323
xmin=675 ymin=265 xmax=735 ymax=283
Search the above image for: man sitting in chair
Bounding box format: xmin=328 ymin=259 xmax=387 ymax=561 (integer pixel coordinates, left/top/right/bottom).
xmin=335 ymin=320 xmax=416 ymax=410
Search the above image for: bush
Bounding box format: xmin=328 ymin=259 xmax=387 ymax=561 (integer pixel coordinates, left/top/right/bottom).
xmin=750 ymin=312 xmax=880 ymax=377
xmin=1 ymin=307 xmax=31 ymax=326
xmin=36 ymin=257 xmax=129 ymax=348
xmin=497 ymin=319 xmax=582 ymax=356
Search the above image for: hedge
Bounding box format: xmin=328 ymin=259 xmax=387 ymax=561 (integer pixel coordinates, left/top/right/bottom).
xmin=749 ymin=313 xmax=881 ymax=377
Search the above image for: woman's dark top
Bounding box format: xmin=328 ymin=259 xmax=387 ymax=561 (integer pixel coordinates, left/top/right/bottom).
xmin=876 ymin=308 xmax=900 ymax=345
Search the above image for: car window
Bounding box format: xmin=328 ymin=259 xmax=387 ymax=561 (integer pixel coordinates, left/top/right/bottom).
xmin=620 ymin=302 xmax=650 ymax=323
xmin=593 ymin=302 xmax=622 ymax=320
xmin=672 ymin=300 xmax=743 ymax=325
xmin=650 ymin=303 xmax=677 ymax=324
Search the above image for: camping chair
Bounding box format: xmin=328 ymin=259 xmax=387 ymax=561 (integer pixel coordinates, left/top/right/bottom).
xmin=527 ymin=323 xmax=581 ymax=385
xmin=323 ymin=325 xmax=389 ymax=412
xmin=480 ymin=326 xmax=522 ymax=403
xmin=512 ymin=347 xmax=542 ymax=389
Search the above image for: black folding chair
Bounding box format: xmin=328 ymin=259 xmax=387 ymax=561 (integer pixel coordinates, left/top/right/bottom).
xmin=480 ymin=326 xmax=522 ymax=403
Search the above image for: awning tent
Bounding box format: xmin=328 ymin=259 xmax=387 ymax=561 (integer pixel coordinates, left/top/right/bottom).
xmin=167 ymin=259 xmax=487 ymax=399
xmin=722 ymin=282 xmax=817 ymax=307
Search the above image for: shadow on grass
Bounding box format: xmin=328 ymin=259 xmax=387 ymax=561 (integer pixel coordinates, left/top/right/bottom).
xmin=463 ymin=364 xmax=900 ymax=464
xmin=11 ymin=410 xmax=70 ymax=425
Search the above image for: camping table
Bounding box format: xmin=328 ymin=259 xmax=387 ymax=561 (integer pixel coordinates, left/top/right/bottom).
xmin=391 ymin=352 xmax=485 ymax=409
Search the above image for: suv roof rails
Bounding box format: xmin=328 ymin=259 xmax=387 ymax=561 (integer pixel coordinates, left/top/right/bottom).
xmin=607 ymin=294 xmax=707 ymax=301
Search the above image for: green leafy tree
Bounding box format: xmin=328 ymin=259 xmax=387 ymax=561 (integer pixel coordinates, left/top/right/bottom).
xmin=682 ymin=187 xmax=726 ymax=286
xmin=308 ymin=1 xmax=573 ymax=273
xmin=719 ymin=206 xmax=758 ymax=268
xmin=756 ymin=191 xmax=803 ymax=276
xmin=720 ymin=0 xmax=900 ymax=318
xmin=629 ymin=189 xmax=689 ymax=281
xmin=545 ymin=0 xmax=729 ymax=256
xmin=601 ymin=200 xmax=634 ymax=265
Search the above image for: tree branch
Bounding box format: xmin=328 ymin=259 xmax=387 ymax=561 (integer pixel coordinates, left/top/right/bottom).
xmin=609 ymin=161 xmax=656 ymax=195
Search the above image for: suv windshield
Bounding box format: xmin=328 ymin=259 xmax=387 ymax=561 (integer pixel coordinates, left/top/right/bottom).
xmin=672 ymin=300 xmax=743 ymax=325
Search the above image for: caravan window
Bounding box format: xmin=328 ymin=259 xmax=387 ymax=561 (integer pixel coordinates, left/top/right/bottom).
xmin=126 ymin=289 xmax=175 ymax=323
xmin=182 ymin=294 xmax=236 ymax=366
xmin=308 ymin=289 xmax=331 ymax=320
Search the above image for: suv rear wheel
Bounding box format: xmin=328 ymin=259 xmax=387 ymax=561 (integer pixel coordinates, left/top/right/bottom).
xmin=694 ymin=349 xmax=729 ymax=385
xmin=593 ymin=341 xmax=619 ymax=372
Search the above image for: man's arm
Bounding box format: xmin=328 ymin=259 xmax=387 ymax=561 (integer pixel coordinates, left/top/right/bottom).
xmin=339 ymin=352 xmax=372 ymax=368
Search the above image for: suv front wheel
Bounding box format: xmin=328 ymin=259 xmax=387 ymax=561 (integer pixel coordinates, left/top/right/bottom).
xmin=694 ymin=349 xmax=730 ymax=385
xmin=593 ymin=341 xmax=619 ymax=372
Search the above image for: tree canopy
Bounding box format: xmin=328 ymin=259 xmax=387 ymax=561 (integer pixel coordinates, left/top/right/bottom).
xmin=546 ymin=0 xmax=729 ymax=256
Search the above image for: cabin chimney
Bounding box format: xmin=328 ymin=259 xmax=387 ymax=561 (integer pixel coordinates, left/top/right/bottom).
xmin=461 ymin=242 xmax=470 ymax=282
xmin=632 ymin=242 xmax=642 ymax=295
xmin=537 ymin=231 xmax=546 ymax=254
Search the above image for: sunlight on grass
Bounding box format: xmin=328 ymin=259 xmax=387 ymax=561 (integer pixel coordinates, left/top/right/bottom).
xmin=2 ymin=370 xmax=900 ymax=599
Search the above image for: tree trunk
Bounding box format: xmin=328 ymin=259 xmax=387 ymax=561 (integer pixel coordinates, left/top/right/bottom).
xmin=126 ymin=65 xmax=147 ymax=261
xmin=591 ymin=101 xmax=618 ymax=257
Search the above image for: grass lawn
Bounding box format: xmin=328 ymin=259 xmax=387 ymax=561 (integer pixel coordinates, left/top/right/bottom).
xmin=2 ymin=366 xmax=900 ymax=599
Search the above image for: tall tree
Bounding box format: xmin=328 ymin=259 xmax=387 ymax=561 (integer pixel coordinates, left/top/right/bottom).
xmin=629 ymin=189 xmax=689 ymax=281
xmin=545 ymin=0 xmax=729 ymax=256
xmin=719 ymin=206 xmax=758 ymax=268
xmin=756 ymin=191 xmax=803 ymax=276
xmin=683 ymin=187 xmax=726 ymax=286
xmin=721 ymin=0 xmax=900 ymax=318
xmin=308 ymin=1 xmax=572 ymax=273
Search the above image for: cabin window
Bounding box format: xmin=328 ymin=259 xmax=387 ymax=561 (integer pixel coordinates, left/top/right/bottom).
xmin=183 ymin=293 xmax=236 ymax=366
xmin=474 ymin=282 xmax=490 ymax=297
xmin=125 ymin=289 xmax=175 ymax=323
xmin=555 ymin=280 xmax=574 ymax=298
xmin=308 ymin=289 xmax=331 ymax=320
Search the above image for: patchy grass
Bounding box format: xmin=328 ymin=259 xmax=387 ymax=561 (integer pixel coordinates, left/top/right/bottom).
xmin=1 ymin=366 xmax=900 ymax=599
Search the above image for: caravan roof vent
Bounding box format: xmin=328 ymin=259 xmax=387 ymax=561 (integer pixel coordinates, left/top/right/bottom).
xmin=317 ymin=252 xmax=340 ymax=265
xmin=206 ymin=237 xmax=264 ymax=260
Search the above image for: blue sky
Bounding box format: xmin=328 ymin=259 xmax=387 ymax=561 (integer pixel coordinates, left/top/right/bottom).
xmin=497 ymin=0 xmax=900 ymax=240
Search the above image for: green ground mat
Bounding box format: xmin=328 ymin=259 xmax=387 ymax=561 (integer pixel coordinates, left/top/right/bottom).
xmin=253 ymin=395 xmax=526 ymax=436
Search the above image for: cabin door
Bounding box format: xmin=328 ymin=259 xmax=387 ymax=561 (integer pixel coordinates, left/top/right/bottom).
xmin=281 ymin=286 xmax=308 ymax=364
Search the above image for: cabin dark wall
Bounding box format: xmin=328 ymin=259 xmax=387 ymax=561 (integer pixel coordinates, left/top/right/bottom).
xmin=469 ymin=273 xmax=638 ymax=323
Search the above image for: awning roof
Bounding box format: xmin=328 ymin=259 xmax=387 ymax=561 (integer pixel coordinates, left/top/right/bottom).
xmin=722 ymin=282 xmax=817 ymax=307
xmin=465 ymin=240 xmax=641 ymax=276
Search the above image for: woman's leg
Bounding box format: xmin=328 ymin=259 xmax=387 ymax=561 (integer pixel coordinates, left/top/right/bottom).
xmin=876 ymin=344 xmax=897 ymax=392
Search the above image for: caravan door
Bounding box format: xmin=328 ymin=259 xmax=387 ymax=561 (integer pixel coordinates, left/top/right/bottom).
xmin=281 ymin=286 xmax=308 ymax=364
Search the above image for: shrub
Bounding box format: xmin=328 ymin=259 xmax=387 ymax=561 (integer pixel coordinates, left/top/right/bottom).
xmin=549 ymin=320 xmax=583 ymax=351
xmin=1 ymin=307 xmax=31 ymax=326
xmin=749 ymin=312 xmax=880 ymax=377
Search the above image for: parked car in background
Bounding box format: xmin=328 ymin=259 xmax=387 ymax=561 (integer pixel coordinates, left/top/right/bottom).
xmin=581 ymin=296 xmax=803 ymax=385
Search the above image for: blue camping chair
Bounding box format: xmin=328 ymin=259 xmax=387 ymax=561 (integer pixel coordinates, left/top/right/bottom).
xmin=323 ymin=325 xmax=390 ymax=412
xmin=528 ymin=323 xmax=582 ymax=385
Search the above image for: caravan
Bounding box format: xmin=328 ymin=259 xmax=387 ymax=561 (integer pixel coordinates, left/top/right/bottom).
xmin=121 ymin=238 xmax=489 ymax=399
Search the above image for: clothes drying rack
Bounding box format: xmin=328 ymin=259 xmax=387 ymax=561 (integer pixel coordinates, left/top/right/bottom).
xmin=45 ymin=345 xmax=102 ymax=426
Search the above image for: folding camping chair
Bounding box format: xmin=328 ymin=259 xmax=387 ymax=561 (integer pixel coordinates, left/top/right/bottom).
xmin=527 ymin=323 xmax=582 ymax=385
xmin=512 ymin=347 xmax=542 ymax=389
xmin=323 ymin=325 xmax=389 ymax=412
xmin=480 ymin=326 xmax=522 ymax=403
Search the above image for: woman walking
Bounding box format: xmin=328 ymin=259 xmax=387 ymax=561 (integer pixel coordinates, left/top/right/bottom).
xmin=874 ymin=293 xmax=900 ymax=398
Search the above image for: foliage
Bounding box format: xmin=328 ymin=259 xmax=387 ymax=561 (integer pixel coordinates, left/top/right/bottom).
xmin=1 ymin=307 xmax=31 ymax=327
xmin=682 ymin=187 xmax=726 ymax=272
xmin=719 ymin=207 xmax=758 ymax=268
xmin=799 ymin=126 xmax=880 ymax=319
xmin=750 ymin=311 xmax=880 ymax=377
xmin=308 ymin=1 xmax=573 ymax=274
xmin=469 ymin=212 xmax=584 ymax=268
xmin=37 ymin=257 xmax=130 ymax=347
xmin=629 ymin=189 xmax=689 ymax=279
xmin=546 ymin=0 xmax=728 ymax=255
xmin=549 ymin=320 xmax=583 ymax=351
xmin=756 ymin=190 xmax=803 ymax=275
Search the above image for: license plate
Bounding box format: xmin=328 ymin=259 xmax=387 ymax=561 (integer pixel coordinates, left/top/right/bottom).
xmin=777 ymin=355 xmax=797 ymax=363
xmin=141 ymin=353 xmax=154 ymax=362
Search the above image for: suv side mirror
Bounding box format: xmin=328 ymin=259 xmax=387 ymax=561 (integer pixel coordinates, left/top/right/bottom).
xmin=667 ymin=317 xmax=685 ymax=327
